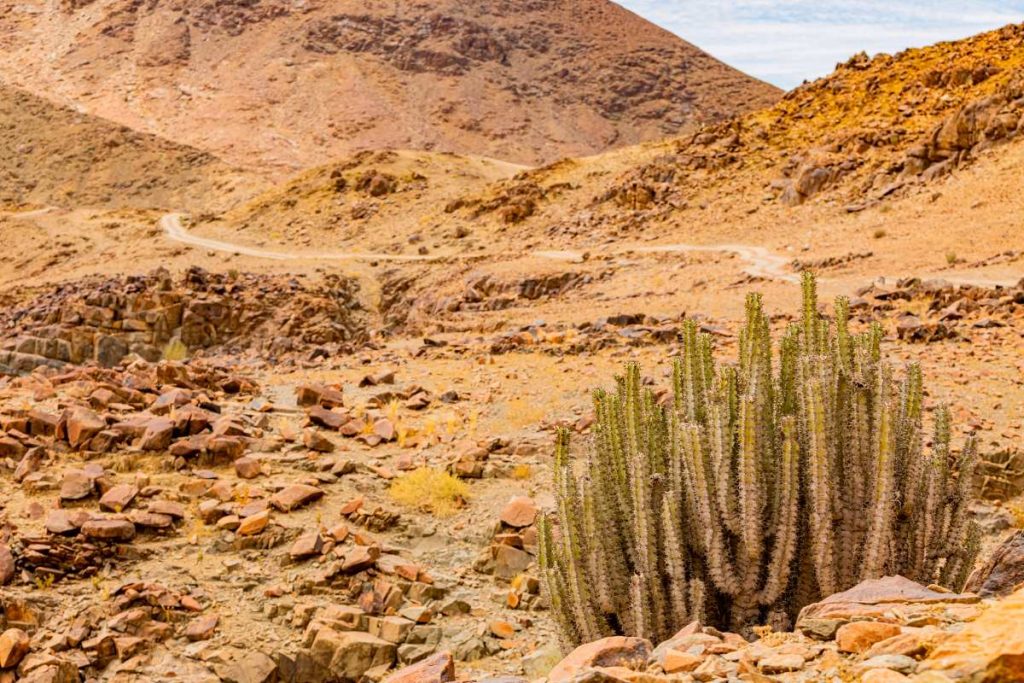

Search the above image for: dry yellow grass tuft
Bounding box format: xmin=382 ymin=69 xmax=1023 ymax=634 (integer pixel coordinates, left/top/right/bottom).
xmin=389 ymin=468 xmax=469 ymax=517
xmin=162 ymin=339 xmax=188 ymax=361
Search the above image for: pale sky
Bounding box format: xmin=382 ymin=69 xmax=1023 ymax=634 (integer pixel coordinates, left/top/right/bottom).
xmin=615 ymin=1 xmax=1024 ymax=89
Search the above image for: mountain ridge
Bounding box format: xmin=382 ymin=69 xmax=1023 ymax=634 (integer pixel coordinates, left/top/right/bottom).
xmin=0 ymin=0 xmax=780 ymax=173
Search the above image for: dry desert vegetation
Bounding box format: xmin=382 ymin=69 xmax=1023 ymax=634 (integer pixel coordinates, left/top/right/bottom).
xmin=0 ymin=4 xmax=1023 ymax=683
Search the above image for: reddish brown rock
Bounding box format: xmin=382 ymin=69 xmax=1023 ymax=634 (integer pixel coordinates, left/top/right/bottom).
xmin=81 ymin=519 xmax=136 ymax=542
xmin=548 ymin=637 xmax=652 ymax=683
xmin=129 ymin=511 xmax=175 ymax=529
xmin=235 ymin=456 xmax=262 ymax=479
xmin=836 ymin=622 xmax=902 ymax=654
xmin=99 ymin=484 xmax=139 ymax=513
xmin=373 ymin=418 xmax=396 ymax=442
xmin=499 ymin=496 xmax=537 ymax=528
xmin=343 ymin=545 xmax=381 ymax=573
xmin=139 ymin=417 xmax=175 ymax=451
xmin=237 ymin=509 xmax=270 ymax=536
xmin=66 ymin=408 xmax=105 ymax=448
xmin=0 ymin=436 xmax=24 ymax=458
xmin=308 ymin=405 xmax=345 ymax=431
xmin=0 ymin=545 xmax=14 ymax=586
xmin=303 ymin=429 xmax=335 ymax=453
xmin=185 ymin=613 xmax=219 ymax=642
xmin=270 ymin=484 xmax=324 ymax=512
xmin=0 ymin=628 xmax=30 ymax=668
xmin=207 ymin=436 xmax=246 ymax=460
xmin=494 ymin=544 xmax=532 ymax=580
xmin=148 ymin=500 xmax=186 ymax=519
xmin=290 ymin=532 xmax=325 ymax=560
xmin=382 ymin=651 xmax=454 ymax=683
xmin=59 ymin=470 xmax=94 ymax=501
xmin=13 ymin=447 xmax=45 ymax=483
xmin=296 ymin=384 xmax=345 ymax=408
xmin=45 ymin=510 xmax=86 ymax=535
xmin=28 ymin=409 xmax=61 ymax=437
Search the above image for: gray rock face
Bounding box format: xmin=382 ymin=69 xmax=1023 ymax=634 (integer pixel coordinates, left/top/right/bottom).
xmin=965 ymin=530 xmax=1024 ymax=597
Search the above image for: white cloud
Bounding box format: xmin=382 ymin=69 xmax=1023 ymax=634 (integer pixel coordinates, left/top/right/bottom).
xmin=616 ymin=1 xmax=1024 ymax=88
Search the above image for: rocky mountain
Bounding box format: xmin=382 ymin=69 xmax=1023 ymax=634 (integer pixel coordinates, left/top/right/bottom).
xmin=441 ymin=23 xmax=1024 ymax=240
xmin=0 ymin=0 xmax=779 ymax=172
xmin=0 ymin=84 xmax=256 ymax=211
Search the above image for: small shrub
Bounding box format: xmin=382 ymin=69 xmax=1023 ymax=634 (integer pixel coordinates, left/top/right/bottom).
xmin=389 ymin=468 xmax=469 ymax=517
xmin=873 ymin=228 xmax=887 ymax=239
xmin=539 ymin=273 xmax=979 ymax=645
xmin=946 ymin=251 xmax=959 ymax=265
xmin=511 ymin=464 xmax=532 ymax=480
xmin=162 ymin=338 xmax=188 ymax=361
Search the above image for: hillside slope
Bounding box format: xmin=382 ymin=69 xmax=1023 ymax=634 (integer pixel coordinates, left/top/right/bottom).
xmin=444 ymin=23 xmax=1024 ymax=237
xmin=0 ymin=83 xmax=256 ymax=211
xmin=0 ymin=0 xmax=779 ymax=172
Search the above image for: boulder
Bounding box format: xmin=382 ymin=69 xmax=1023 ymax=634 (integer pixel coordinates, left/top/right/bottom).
xmin=965 ymin=530 xmax=1024 ymax=597
xmin=303 ymin=430 xmax=335 ymax=453
xmin=0 ymin=544 xmax=14 ymax=585
xmin=80 ymin=519 xmax=136 ymax=542
xmin=139 ymin=418 xmax=175 ymax=451
xmin=237 ymin=510 xmax=270 ymax=536
xmin=270 ymin=484 xmax=324 ymax=512
xmin=235 ymin=456 xmax=262 ymax=479
xmin=796 ymin=576 xmax=978 ymax=626
xmin=185 ymin=614 xmax=219 ymax=642
xmin=499 ymin=497 xmax=537 ymax=528
xmin=308 ymin=406 xmax=345 ymax=431
xmin=309 ymin=630 xmax=396 ymax=682
xmin=59 ymin=470 xmax=95 ymax=501
xmin=836 ymin=622 xmax=901 ymax=654
xmin=66 ymin=408 xmax=105 ymax=448
xmin=214 ymin=650 xmax=278 ymax=683
xmin=0 ymin=628 xmax=30 ymax=668
xmin=493 ymin=544 xmax=531 ymax=580
xmin=99 ymin=484 xmax=139 ymax=513
xmin=548 ymin=637 xmax=652 ymax=683
xmin=916 ymin=587 xmax=1024 ymax=681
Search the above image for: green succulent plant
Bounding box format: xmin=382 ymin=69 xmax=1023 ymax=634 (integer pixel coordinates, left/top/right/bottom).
xmin=539 ymin=273 xmax=979 ymax=646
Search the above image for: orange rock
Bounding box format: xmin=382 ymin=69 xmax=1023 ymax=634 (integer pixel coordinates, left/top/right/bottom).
xmin=0 ymin=628 xmax=30 ymax=668
xmin=489 ymin=620 xmax=517 ymax=639
xmin=499 ymin=496 xmax=538 ymax=528
xmin=836 ymin=622 xmax=902 ymax=654
xmin=916 ymin=586 xmax=1024 ymax=681
xmin=382 ymin=651 xmax=454 ymax=683
xmin=237 ymin=509 xmax=270 ymax=536
xmin=235 ymin=456 xmax=262 ymax=479
xmin=663 ymin=649 xmax=702 ymax=673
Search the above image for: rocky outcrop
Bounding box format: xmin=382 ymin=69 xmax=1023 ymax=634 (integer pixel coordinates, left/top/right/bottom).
xmin=0 ymin=267 xmax=368 ymax=375
xmin=965 ymin=531 xmax=1024 ymax=597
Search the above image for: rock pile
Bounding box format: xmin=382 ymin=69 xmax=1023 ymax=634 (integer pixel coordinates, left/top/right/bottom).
xmin=854 ymin=276 xmax=1024 ymax=343
xmin=0 ymin=267 xmax=368 ymax=375
xmin=384 ymin=577 xmax=1024 ymax=683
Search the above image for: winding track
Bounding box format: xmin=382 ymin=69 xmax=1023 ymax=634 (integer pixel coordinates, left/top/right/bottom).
xmin=160 ymin=213 xmax=801 ymax=282
xmin=160 ymin=213 xmax=1022 ymax=287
